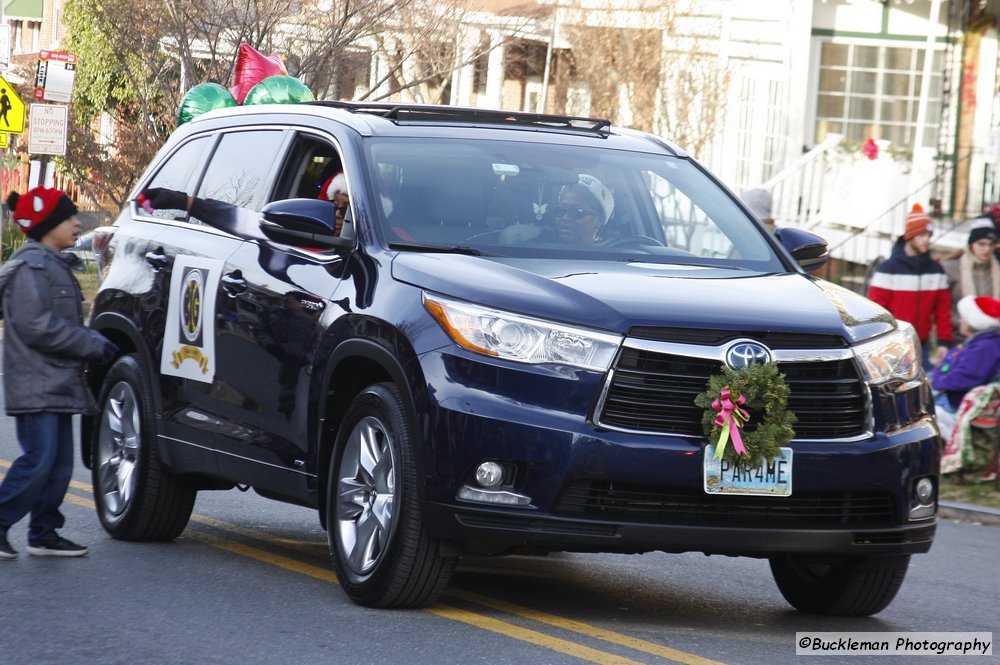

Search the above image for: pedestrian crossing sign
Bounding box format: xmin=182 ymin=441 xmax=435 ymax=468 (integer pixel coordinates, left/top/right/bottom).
xmin=0 ymin=74 xmax=26 ymax=134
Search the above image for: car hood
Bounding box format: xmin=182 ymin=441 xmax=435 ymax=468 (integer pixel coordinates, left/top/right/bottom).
xmin=391 ymin=253 xmax=895 ymax=344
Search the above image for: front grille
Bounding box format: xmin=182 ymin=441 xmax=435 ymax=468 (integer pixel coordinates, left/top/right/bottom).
xmin=598 ymin=345 xmax=868 ymax=439
xmin=555 ymin=481 xmax=895 ymax=526
xmin=628 ymin=327 xmax=847 ymax=348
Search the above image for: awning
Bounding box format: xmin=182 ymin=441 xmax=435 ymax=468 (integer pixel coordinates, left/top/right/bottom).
xmin=4 ymin=0 xmax=43 ymax=21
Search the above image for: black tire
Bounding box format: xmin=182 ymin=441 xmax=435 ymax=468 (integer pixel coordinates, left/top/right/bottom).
xmin=91 ymin=355 xmax=196 ymax=541
xmin=327 ymin=382 xmax=455 ymax=607
xmin=769 ymin=554 xmax=910 ymax=616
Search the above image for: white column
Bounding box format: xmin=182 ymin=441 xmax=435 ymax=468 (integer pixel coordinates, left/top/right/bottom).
xmin=482 ymin=33 xmax=505 ymax=110
xmin=450 ymin=28 xmax=477 ymax=107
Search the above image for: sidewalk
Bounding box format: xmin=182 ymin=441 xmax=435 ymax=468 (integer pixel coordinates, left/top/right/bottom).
xmin=939 ymin=500 xmax=1000 ymax=526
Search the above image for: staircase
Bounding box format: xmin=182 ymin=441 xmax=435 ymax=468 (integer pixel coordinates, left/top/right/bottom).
xmin=762 ymin=143 xmax=971 ymax=294
xmin=762 ymin=133 xmax=843 ymax=230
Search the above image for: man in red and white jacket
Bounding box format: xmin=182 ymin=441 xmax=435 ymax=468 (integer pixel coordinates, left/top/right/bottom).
xmin=867 ymin=204 xmax=953 ymax=368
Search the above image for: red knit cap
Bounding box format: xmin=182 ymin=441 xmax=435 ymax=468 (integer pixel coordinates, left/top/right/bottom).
xmin=6 ymin=186 xmax=78 ymax=241
xmin=903 ymin=204 xmax=933 ymax=241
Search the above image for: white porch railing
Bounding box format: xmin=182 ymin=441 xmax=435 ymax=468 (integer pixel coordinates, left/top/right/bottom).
xmin=761 ymin=133 xmax=843 ymax=229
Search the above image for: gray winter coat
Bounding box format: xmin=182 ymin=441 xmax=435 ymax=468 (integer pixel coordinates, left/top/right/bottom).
xmin=0 ymin=240 xmax=109 ymax=415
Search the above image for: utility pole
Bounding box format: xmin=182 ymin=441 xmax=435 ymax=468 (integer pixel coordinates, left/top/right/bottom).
xmin=539 ymin=3 xmax=559 ymax=114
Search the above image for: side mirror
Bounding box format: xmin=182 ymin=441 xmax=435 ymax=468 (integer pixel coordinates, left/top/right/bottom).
xmin=774 ymin=227 xmax=829 ymax=273
xmin=259 ymin=198 xmax=356 ymax=252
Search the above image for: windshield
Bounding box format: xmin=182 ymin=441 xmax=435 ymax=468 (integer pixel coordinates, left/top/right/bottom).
xmin=362 ymin=137 xmax=785 ymax=270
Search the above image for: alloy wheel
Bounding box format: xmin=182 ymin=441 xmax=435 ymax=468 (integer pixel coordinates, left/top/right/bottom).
xmin=96 ymin=381 xmax=141 ymax=518
xmin=335 ymin=415 xmax=397 ymax=576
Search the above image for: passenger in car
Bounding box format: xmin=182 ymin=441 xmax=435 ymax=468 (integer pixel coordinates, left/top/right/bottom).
xmin=500 ymin=173 xmax=615 ymax=246
xmin=317 ymin=172 xmax=349 ymax=236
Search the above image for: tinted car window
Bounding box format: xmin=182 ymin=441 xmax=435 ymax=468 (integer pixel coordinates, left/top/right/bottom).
xmin=365 ymin=137 xmax=780 ymax=270
xmin=145 ymin=136 xmax=211 ymax=220
xmin=196 ymin=130 xmax=285 ymax=209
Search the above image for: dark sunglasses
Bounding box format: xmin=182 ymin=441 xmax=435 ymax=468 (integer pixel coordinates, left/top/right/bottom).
xmin=554 ymin=205 xmax=597 ymax=221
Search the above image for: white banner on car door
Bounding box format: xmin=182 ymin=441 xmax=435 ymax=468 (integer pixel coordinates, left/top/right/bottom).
xmin=160 ymin=255 xmax=222 ymax=383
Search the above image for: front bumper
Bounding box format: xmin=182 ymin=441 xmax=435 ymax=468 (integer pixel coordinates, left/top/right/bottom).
xmin=425 ymin=501 xmax=936 ymax=556
xmin=417 ymin=351 xmax=939 ymax=557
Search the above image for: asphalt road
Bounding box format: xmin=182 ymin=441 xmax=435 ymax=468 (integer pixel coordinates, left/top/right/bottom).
xmin=1 ymin=412 xmax=997 ymax=665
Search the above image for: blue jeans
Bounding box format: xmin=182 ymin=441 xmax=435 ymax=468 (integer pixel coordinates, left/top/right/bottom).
xmin=0 ymin=413 xmax=75 ymax=545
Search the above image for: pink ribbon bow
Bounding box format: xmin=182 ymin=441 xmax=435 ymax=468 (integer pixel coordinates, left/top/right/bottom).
xmin=711 ymin=387 xmax=749 ymax=459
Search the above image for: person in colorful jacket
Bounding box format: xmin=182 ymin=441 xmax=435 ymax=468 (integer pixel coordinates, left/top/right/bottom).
xmin=867 ymin=203 xmax=952 ymax=368
xmin=931 ymin=295 xmax=1000 ymax=409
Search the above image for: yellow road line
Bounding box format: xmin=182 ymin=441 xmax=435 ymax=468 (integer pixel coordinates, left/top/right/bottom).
xmin=445 ymin=589 xmax=725 ymax=665
xmin=189 ymin=530 xmax=338 ymax=583
xmin=426 ymin=604 xmax=647 ymax=665
xmin=2 ymin=459 xmax=723 ymax=664
xmin=188 ymin=512 xmax=326 ymax=556
xmin=189 ymin=530 xmax=645 ymax=665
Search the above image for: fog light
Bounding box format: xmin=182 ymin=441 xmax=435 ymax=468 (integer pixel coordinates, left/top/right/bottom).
xmin=909 ymin=477 xmax=937 ymax=520
xmin=475 ymin=461 xmax=505 ymax=488
xmin=456 ymin=485 xmax=531 ymax=506
xmin=915 ymin=477 xmax=935 ymax=503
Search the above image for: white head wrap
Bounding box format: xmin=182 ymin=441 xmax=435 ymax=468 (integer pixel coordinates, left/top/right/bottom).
xmin=570 ymin=174 xmax=614 ymax=223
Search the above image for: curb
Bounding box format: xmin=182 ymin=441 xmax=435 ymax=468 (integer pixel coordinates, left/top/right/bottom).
xmin=938 ymin=500 xmax=1000 ymax=526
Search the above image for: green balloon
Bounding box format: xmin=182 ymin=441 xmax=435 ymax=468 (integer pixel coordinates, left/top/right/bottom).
xmin=242 ymin=75 xmax=314 ymax=106
xmin=177 ymin=83 xmax=237 ymax=125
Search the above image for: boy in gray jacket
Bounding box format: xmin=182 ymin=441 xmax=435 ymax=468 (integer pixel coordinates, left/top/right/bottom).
xmin=0 ymin=186 xmax=116 ymax=559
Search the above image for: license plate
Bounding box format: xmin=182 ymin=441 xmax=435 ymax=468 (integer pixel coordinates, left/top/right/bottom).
xmin=703 ymin=445 xmax=793 ymax=496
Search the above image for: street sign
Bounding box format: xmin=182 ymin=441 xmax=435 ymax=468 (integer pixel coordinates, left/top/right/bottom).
xmin=0 ymin=132 xmax=8 ymax=148
xmin=0 ymin=25 xmax=10 ymax=73
xmin=34 ymin=50 xmax=77 ymax=103
xmin=28 ymin=103 xmax=68 ymax=156
xmin=0 ymin=74 xmax=26 ymax=133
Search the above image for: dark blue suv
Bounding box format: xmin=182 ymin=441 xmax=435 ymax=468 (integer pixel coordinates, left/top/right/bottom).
xmin=85 ymin=102 xmax=938 ymax=614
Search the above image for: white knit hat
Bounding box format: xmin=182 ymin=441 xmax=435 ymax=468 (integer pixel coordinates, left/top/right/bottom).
xmin=957 ymin=295 xmax=1000 ymax=331
xmin=741 ymin=187 xmax=772 ymax=220
xmin=568 ymin=174 xmax=614 ymax=223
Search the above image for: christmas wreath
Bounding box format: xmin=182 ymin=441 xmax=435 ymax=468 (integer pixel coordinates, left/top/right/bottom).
xmin=693 ymin=362 xmax=796 ymax=465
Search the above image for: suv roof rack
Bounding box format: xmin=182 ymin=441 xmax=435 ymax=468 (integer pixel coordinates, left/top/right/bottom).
xmin=307 ymin=101 xmax=612 ymax=136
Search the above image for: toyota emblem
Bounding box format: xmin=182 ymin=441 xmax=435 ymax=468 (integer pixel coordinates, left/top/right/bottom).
xmin=725 ymin=341 xmax=771 ymax=369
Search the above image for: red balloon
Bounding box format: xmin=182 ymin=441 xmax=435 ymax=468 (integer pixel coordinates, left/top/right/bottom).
xmin=230 ymin=43 xmax=288 ymax=104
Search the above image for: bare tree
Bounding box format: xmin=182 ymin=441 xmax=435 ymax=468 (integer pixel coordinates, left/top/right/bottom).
xmin=59 ymin=0 xmax=527 ymax=212
xmin=560 ymin=0 xmax=730 ymax=156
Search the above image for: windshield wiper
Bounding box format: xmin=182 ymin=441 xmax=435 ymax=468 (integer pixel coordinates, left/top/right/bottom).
xmin=389 ymin=242 xmax=491 ymax=256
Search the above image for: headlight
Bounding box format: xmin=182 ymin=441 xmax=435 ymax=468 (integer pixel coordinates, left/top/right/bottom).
xmin=853 ymin=321 xmax=921 ymax=384
xmin=423 ymin=293 xmax=622 ymax=371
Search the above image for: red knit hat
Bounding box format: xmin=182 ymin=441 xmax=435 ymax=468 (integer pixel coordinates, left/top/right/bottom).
xmin=6 ymin=186 xmax=78 ymax=241
xmin=903 ymin=204 xmax=933 ymax=241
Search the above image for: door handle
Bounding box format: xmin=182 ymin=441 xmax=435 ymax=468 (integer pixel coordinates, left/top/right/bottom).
xmin=144 ymin=248 xmax=170 ymax=271
xmin=221 ymin=270 xmax=248 ymax=296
